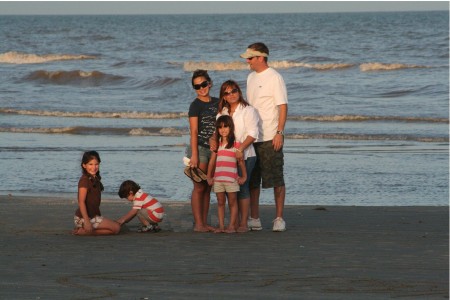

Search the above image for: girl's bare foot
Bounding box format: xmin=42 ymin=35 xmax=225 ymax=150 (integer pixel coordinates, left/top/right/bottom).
xmin=206 ymin=225 xmax=216 ymax=232
xmin=214 ymin=228 xmax=224 ymax=233
xmin=224 ymin=227 xmax=236 ymax=234
xmin=193 ymin=225 xmax=210 ymax=232
xmin=72 ymin=228 xmax=91 ymax=235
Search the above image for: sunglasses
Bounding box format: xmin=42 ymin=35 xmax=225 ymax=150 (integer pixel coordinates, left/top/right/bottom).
xmin=223 ymin=88 xmax=239 ymax=96
xmin=193 ymin=80 xmax=209 ymax=90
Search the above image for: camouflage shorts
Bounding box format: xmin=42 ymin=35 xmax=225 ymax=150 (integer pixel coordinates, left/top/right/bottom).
xmin=249 ymin=141 xmax=285 ymax=189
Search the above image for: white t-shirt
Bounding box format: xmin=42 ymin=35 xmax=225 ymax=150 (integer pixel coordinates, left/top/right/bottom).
xmin=217 ymin=103 xmax=259 ymax=159
xmin=246 ymin=67 xmax=288 ymax=142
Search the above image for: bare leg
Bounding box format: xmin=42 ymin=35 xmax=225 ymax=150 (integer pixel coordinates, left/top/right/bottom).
xmin=199 ymin=162 xmax=214 ymax=231
xmin=215 ymin=192 xmax=226 ymax=233
xmin=75 ymin=218 xmax=120 ymax=236
xmin=274 ymin=185 xmax=286 ymax=218
xmin=191 ymin=180 xmax=209 ymax=232
xmin=237 ymin=197 xmax=250 ymax=232
xmin=225 ymin=192 xmax=238 ymax=233
xmin=249 ymin=187 xmax=260 ymax=219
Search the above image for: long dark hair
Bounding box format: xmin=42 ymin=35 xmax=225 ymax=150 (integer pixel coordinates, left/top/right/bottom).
xmin=81 ymin=150 xmax=104 ymax=191
xmin=218 ymin=80 xmax=249 ymax=112
xmin=215 ymin=115 xmax=236 ymax=149
xmin=191 ymin=69 xmax=212 ymax=87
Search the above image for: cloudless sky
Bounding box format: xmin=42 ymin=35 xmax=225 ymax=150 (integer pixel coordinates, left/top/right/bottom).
xmin=0 ymin=1 xmax=448 ymax=15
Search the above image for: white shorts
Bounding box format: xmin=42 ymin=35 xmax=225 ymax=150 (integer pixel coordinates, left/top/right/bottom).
xmin=213 ymin=181 xmax=240 ymax=193
xmin=74 ymin=215 xmax=104 ymax=229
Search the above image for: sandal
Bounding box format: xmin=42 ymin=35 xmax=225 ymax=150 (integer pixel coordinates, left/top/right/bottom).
xmin=184 ymin=166 xmax=202 ymax=183
xmin=193 ymin=168 xmax=208 ymax=181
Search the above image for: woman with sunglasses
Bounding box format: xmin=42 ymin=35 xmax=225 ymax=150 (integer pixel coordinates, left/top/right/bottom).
xmin=186 ymin=69 xmax=220 ymax=232
xmin=216 ymin=80 xmax=259 ymax=233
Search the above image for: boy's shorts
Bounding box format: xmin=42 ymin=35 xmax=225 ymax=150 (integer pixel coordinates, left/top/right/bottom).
xmin=185 ymin=145 xmax=212 ymax=164
xmin=250 ymin=141 xmax=285 ymax=189
xmin=213 ymin=181 xmax=240 ymax=193
xmin=137 ymin=208 xmax=164 ymax=224
xmin=74 ymin=215 xmax=103 ymax=229
xmin=238 ymin=156 xmax=256 ymax=200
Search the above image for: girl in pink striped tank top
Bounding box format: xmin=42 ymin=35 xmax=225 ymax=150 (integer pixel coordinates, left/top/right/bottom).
xmin=207 ymin=115 xmax=247 ymax=233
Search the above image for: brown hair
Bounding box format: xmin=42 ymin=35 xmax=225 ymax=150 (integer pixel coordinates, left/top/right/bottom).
xmin=215 ymin=115 xmax=236 ymax=149
xmin=218 ymin=80 xmax=249 ymax=112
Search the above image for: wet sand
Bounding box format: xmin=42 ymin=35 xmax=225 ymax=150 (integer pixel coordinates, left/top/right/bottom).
xmin=0 ymin=195 xmax=448 ymax=299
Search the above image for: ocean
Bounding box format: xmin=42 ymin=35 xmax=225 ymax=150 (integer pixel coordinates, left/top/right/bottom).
xmin=0 ymin=11 xmax=448 ymax=206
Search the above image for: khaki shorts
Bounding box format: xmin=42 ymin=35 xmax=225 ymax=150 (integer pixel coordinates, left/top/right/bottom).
xmin=213 ymin=181 xmax=240 ymax=193
xmin=74 ymin=215 xmax=104 ymax=229
xmin=250 ymin=141 xmax=285 ymax=189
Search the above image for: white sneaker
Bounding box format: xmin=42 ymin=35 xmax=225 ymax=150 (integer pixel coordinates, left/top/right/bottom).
xmin=247 ymin=217 xmax=263 ymax=231
xmin=272 ymin=217 xmax=286 ymax=232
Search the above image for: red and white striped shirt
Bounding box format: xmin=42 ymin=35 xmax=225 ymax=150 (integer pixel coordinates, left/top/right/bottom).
xmin=214 ymin=141 xmax=241 ymax=183
xmin=132 ymin=189 xmax=164 ymax=223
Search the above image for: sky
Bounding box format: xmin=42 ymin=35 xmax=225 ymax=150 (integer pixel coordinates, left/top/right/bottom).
xmin=0 ymin=1 xmax=448 ymax=15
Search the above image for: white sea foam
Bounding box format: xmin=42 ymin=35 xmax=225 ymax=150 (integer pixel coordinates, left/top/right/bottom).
xmin=183 ymin=60 xmax=354 ymax=72
xmin=0 ymin=51 xmax=97 ymax=64
xmin=0 ymin=109 xmax=187 ymax=119
xmin=360 ymin=62 xmax=427 ymax=72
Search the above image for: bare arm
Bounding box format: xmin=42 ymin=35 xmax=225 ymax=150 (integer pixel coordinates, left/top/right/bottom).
xmin=206 ymin=151 xmax=217 ymax=186
xmin=237 ymin=157 xmax=247 ymax=185
xmin=116 ymin=209 xmax=138 ymax=225
xmin=78 ymin=187 xmax=93 ymax=233
xmin=273 ymin=104 xmax=288 ymax=151
xmin=189 ymin=116 xmax=199 ymax=168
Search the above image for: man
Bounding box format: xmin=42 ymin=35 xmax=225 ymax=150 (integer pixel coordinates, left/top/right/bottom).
xmin=240 ymin=42 xmax=288 ymax=232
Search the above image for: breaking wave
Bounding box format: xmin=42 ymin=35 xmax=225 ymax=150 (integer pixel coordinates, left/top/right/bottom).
xmin=183 ymin=60 xmax=355 ymax=72
xmin=1 ymin=109 xmax=446 ymax=124
xmin=183 ymin=60 xmax=432 ymax=72
xmin=0 ymin=51 xmax=97 ymax=64
xmin=0 ymin=109 xmax=187 ymax=119
xmin=23 ymin=70 xmax=126 ymax=86
xmin=287 ymin=115 xmax=448 ymax=123
xmin=0 ymin=126 xmax=188 ymax=136
xmin=0 ymin=126 xmax=446 ymax=142
xmin=359 ymin=62 xmax=428 ymax=72
xmin=288 ymin=133 xmax=448 ymax=143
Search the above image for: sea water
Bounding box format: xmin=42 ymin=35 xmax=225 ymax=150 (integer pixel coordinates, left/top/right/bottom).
xmin=0 ymin=12 xmax=448 ymax=205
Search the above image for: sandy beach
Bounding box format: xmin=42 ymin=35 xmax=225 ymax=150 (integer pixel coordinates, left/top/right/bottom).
xmin=0 ymin=195 xmax=448 ymax=299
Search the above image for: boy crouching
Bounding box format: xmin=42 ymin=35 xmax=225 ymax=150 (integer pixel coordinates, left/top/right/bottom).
xmin=117 ymin=180 xmax=164 ymax=233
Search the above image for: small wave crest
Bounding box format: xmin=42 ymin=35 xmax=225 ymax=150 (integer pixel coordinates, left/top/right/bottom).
xmin=183 ymin=60 xmax=432 ymax=72
xmin=0 ymin=108 xmax=188 ymax=119
xmin=183 ymin=60 xmax=354 ymax=72
xmin=0 ymin=126 xmax=188 ymax=136
xmin=23 ymin=70 xmax=126 ymax=86
xmin=360 ymin=62 xmax=427 ymax=72
xmin=287 ymin=115 xmax=449 ymax=123
xmin=0 ymin=51 xmax=97 ymax=64
xmin=288 ymin=133 xmax=449 ymax=143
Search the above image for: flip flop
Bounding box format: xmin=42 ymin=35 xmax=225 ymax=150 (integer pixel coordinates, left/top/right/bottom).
xmin=193 ymin=168 xmax=208 ymax=181
xmin=184 ymin=166 xmax=202 ymax=183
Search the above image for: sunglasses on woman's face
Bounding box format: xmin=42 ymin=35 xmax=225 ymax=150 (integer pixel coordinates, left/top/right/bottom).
xmin=223 ymin=88 xmax=239 ymax=96
xmin=193 ymin=80 xmax=209 ymax=90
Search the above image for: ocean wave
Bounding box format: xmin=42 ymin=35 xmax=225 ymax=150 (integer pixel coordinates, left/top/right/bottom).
xmin=0 ymin=109 xmax=188 ymax=119
xmin=23 ymin=70 xmax=126 ymax=86
xmin=0 ymin=51 xmax=97 ymax=64
xmin=0 ymin=126 xmax=189 ymax=136
xmin=359 ymin=62 xmax=428 ymax=72
xmin=1 ymin=109 xmax=446 ymax=124
xmin=288 ymin=133 xmax=449 ymax=143
xmin=183 ymin=60 xmax=355 ymax=72
xmin=1 ymin=126 xmax=445 ymax=142
xmin=287 ymin=115 xmax=449 ymax=123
